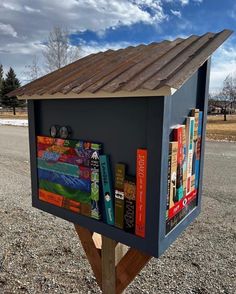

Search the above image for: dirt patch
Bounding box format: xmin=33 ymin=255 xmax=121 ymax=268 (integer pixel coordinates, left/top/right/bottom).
xmin=206 ymin=115 xmax=236 ymax=141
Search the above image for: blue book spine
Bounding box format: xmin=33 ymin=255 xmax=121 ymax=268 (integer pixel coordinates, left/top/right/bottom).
xmin=195 ymin=111 xmax=203 ymax=188
xmin=100 ymin=155 xmax=114 ymax=225
xmin=37 ymin=168 xmax=91 ymax=192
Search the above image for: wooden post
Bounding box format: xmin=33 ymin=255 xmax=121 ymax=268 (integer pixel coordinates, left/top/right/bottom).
xmin=74 ymin=224 xmax=151 ymax=294
xmin=102 ymin=236 xmax=116 ymax=294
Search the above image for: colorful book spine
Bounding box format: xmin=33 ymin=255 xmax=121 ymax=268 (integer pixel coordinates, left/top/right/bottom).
xmin=168 ymin=142 xmax=178 ymax=210
xmin=37 ymin=158 xmax=90 ymax=179
xmin=166 ymin=146 xmax=171 ymax=218
xmin=191 ymin=109 xmax=199 ymax=180
xmin=182 ymin=125 xmax=187 ymax=197
xmin=195 ymin=111 xmax=203 ymax=188
xmin=135 ymin=149 xmax=147 ymax=238
xmin=90 ymin=143 xmax=101 ymax=220
xmin=38 ymin=179 xmax=91 ymax=203
xmin=114 ymin=163 xmax=126 ymax=229
xmin=124 ymin=177 xmax=136 ymax=234
xmin=192 ymin=141 xmax=197 ymax=176
xmin=191 ymin=175 xmax=195 ymax=192
xmin=39 ymin=189 xmax=81 ymax=214
xmin=190 ymin=109 xmax=200 ymax=141
xmin=186 ymin=117 xmax=195 ymax=194
xmin=173 ymin=125 xmax=183 ymax=201
xmin=37 ymin=168 xmax=91 ymax=192
xmin=39 ymin=189 xmax=64 ymax=207
xmin=100 ymin=155 xmax=114 ymax=225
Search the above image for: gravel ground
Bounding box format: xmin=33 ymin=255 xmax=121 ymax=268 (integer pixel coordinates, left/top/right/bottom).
xmin=0 ymin=126 xmax=235 ymax=294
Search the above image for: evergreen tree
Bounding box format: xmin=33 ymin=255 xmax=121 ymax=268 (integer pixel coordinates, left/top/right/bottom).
xmin=0 ymin=64 xmax=3 ymax=106
xmin=1 ymin=67 xmax=21 ymax=115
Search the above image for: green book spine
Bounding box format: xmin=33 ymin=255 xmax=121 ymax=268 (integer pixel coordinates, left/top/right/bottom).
xmin=90 ymin=144 xmax=101 ymax=220
xmin=114 ymin=163 xmax=126 ymax=229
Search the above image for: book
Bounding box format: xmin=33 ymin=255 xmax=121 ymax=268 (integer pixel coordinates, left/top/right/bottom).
xmin=191 ymin=109 xmax=199 ymax=182
xmin=195 ymin=111 xmax=203 ymax=188
xmin=191 ymin=175 xmax=195 ymax=192
xmin=38 ymin=189 xmax=91 ymax=215
xmin=124 ymin=176 xmax=136 ymax=234
xmin=168 ymin=142 xmax=178 ymax=210
xmin=135 ymin=149 xmax=147 ymax=238
xmin=90 ymin=143 xmax=101 ymax=220
xmin=182 ymin=125 xmax=187 ymax=197
xmin=192 ymin=141 xmax=197 ymax=176
xmin=114 ymin=163 xmax=126 ymax=229
xmin=100 ymin=155 xmax=114 ymax=225
xmin=186 ymin=117 xmax=195 ymax=194
xmin=37 ymin=168 xmax=91 ymax=192
xmin=166 ymin=146 xmax=171 ymax=218
xmin=173 ymin=125 xmax=183 ymax=201
xmin=37 ymin=158 xmax=90 ymax=178
xmin=190 ymin=109 xmax=200 ymax=142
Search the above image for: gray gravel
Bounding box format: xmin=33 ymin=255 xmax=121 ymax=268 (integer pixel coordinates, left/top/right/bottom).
xmin=0 ymin=126 xmax=235 ymax=294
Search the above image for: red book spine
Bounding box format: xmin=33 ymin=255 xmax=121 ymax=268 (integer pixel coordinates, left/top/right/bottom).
xmin=173 ymin=126 xmax=183 ymax=165
xmin=173 ymin=126 xmax=183 ymax=201
xmin=135 ymin=149 xmax=147 ymax=238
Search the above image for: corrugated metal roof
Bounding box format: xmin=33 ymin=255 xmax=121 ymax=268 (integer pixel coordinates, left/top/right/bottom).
xmin=12 ymin=29 xmax=232 ymax=99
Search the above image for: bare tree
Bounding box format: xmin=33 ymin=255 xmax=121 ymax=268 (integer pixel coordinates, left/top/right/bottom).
xmin=23 ymin=55 xmax=42 ymax=82
xmin=43 ymin=27 xmax=80 ymax=72
xmin=209 ymin=74 xmax=236 ymax=121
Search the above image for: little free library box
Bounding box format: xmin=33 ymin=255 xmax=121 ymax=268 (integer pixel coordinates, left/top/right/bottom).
xmin=11 ymin=30 xmax=232 ymax=258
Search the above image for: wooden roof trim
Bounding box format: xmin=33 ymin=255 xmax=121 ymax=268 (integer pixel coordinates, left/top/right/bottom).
xmin=18 ymin=86 xmax=177 ymax=100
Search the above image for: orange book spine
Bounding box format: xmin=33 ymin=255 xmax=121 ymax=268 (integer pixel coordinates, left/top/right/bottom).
xmin=39 ymin=189 xmax=64 ymax=207
xmin=39 ymin=189 xmax=81 ymax=213
xmin=135 ymin=149 xmax=147 ymax=238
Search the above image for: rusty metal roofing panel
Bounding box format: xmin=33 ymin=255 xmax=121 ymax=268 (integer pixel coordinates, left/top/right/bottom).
xmin=10 ymin=29 xmax=233 ymax=99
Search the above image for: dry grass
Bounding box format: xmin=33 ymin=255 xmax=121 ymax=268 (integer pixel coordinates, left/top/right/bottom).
xmin=206 ymin=114 xmax=236 ymax=141
xmin=0 ymin=111 xmax=28 ymax=119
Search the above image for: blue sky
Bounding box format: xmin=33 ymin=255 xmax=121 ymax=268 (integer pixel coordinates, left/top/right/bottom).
xmin=0 ymin=0 xmax=236 ymax=92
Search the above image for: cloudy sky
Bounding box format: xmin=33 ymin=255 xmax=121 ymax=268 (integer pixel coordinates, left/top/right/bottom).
xmin=0 ymin=0 xmax=235 ymax=92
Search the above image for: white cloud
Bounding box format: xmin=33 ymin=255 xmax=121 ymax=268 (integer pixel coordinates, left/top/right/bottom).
xmin=179 ymin=0 xmax=189 ymax=6
xmin=170 ymin=9 xmax=181 ymax=18
xmin=2 ymin=2 xmax=22 ymax=11
xmin=130 ymin=0 xmax=167 ymax=23
xmin=209 ymin=43 xmax=236 ymax=93
xmin=0 ymin=23 xmax=17 ymax=37
xmin=24 ymin=6 xmax=41 ymax=13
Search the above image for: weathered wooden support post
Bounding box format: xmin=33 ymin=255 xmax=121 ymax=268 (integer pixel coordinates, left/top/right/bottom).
xmin=75 ymin=224 xmax=151 ymax=294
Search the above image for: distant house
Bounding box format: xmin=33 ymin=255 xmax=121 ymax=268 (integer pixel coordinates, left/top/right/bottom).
xmin=208 ymin=105 xmax=221 ymax=114
xmin=208 ymin=100 xmax=236 ymax=114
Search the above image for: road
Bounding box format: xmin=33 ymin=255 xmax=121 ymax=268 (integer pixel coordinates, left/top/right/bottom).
xmin=0 ymin=126 xmax=235 ymax=293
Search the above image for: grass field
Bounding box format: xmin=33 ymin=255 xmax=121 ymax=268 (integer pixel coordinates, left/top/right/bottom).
xmin=0 ymin=111 xmax=28 ymax=119
xmin=206 ymin=114 xmax=236 ymax=141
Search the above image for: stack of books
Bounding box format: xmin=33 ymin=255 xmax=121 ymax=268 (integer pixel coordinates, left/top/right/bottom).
xmin=166 ymin=108 xmax=203 ymax=232
xmin=37 ymin=136 xmax=102 ymax=219
xmin=37 ymin=136 xmax=148 ymax=238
